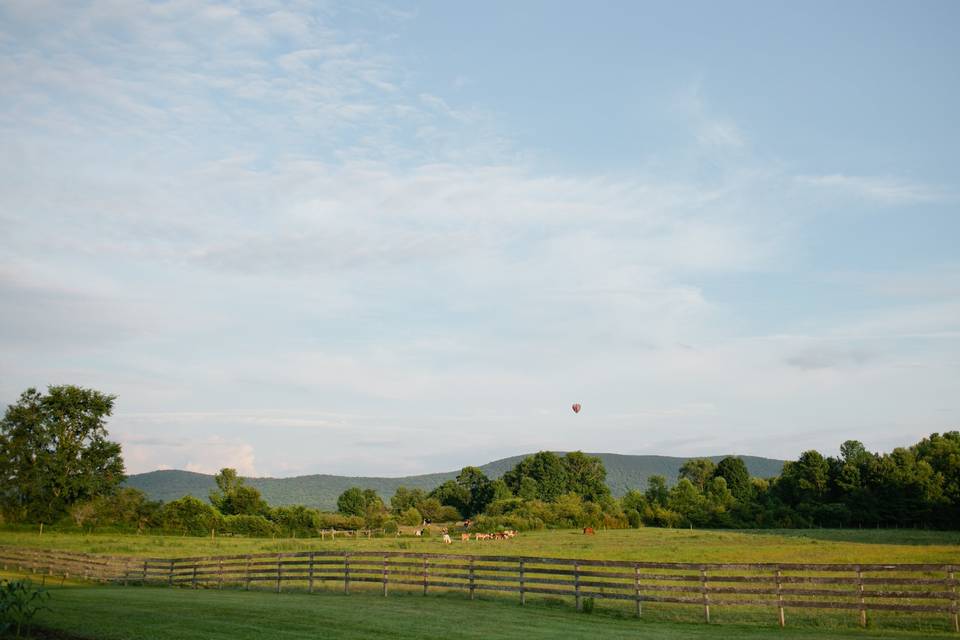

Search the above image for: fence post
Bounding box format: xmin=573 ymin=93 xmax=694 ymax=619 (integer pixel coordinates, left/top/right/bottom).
xmin=191 ymin=562 xmax=198 ymax=589
xmin=520 ymin=559 xmax=526 ymax=605
xmin=948 ymin=567 xmax=958 ymax=633
xmin=469 ymin=557 xmax=475 ymax=600
xmin=635 ymin=564 xmax=642 ymax=618
xmin=382 ymin=555 xmax=388 ymax=597
xmin=776 ymin=568 xmax=785 ymax=628
xmin=142 ymin=560 xmax=148 ymax=585
xmin=422 ymin=557 xmax=429 ymax=596
xmin=575 ymin=562 xmax=582 ymax=611
xmin=308 ymin=552 xmax=315 ymax=594
xmin=344 ymin=552 xmax=351 ymax=595
xmin=276 ymin=554 xmax=282 ymax=593
xmin=700 ymin=567 xmax=710 ymax=623
xmin=218 ymin=558 xmax=224 ymax=590
xmin=857 ymin=566 xmax=866 ymax=628
xmin=168 ymin=559 xmax=174 ymax=587
xmin=245 ymin=555 xmax=252 ymax=591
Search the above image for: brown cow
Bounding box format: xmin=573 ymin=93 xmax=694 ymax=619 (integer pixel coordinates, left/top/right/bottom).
xmin=583 ymin=527 xmax=595 ymax=535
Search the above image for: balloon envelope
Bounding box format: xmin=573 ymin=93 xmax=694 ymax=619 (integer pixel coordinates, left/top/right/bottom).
xmin=571 ymin=403 xmax=581 ymax=414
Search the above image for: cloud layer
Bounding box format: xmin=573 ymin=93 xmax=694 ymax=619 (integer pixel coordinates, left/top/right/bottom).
xmin=1 ymin=2 xmax=957 ymax=476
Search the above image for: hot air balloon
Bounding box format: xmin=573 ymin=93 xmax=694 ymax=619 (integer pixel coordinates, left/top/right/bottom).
xmin=571 ymin=403 xmax=581 ymax=414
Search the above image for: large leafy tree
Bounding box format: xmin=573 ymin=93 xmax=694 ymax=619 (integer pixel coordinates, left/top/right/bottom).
xmin=456 ymin=466 xmax=496 ymax=516
xmin=503 ymin=451 xmax=569 ymax=502
xmin=561 ymin=451 xmax=610 ymax=502
xmin=0 ymin=385 xmax=124 ymax=523
xmin=428 ymin=468 xmax=493 ymax=517
xmin=390 ymin=486 xmax=427 ymax=514
xmin=713 ymin=456 xmax=752 ymax=502
xmin=336 ymin=487 xmax=383 ymax=517
xmin=644 ymin=475 xmax=669 ymax=507
xmin=679 ymin=458 xmax=716 ymax=492
xmin=209 ymin=468 xmax=268 ymax=516
xmin=429 ymin=479 xmax=471 ymax=516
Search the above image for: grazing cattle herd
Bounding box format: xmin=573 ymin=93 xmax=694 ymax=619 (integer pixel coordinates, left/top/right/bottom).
xmin=469 ymin=530 xmax=517 ymax=541
xmin=414 ymin=525 xmax=520 ymax=543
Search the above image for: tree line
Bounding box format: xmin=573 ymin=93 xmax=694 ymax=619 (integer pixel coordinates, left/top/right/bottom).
xmin=2 ymin=385 xmax=958 ymax=534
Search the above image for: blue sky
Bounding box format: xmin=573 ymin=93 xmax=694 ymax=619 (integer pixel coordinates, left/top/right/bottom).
xmin=1 ymin=1 xmax=957 ymax=477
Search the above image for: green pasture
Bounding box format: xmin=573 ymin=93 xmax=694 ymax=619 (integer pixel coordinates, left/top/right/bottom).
xmin=6 ymin=576 xmax=954 ymax=640
xmin=4 ymin=527 xmax=957 ymax=639
xmin=2 ymin=527 xmax=958 ymax=564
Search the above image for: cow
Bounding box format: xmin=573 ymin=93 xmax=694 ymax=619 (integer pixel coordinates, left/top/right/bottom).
xmin=461 ymin=533 xmax=470 ymax=542
xmin=414 ymin=529 xmax=422 ymax=537
xmin=583 ymin=527 xmax=595 ymax=535
xmin=442 ymin=534 xmax=452 ymax=544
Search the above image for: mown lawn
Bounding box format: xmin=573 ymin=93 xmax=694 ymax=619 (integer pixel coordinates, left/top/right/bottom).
xmin=19 ymin=580 xmax=958 ymax=640
xmin=2 ymin=527 xmax=958 ymax=564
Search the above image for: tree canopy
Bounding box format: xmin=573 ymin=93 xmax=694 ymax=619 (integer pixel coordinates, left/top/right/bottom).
xmin=0 ymin=385 xmax=124 ymax=522
xmin=209 ymin=468 xmax=268 ymax=516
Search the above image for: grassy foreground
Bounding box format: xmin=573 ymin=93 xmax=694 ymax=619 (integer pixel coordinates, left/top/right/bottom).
xmin=17 ymin=580 xmax=957 ymax=640
xmin=2 ymin=527 xmax=958 ymax=564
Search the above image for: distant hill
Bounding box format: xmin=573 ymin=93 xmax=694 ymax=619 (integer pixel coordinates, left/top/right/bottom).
xmin=125 ymin=453 xmax=784 ymax=511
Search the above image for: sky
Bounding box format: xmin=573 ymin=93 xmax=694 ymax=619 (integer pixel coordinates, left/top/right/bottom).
xmin=1 ymin=1 xmax=958 ymax=478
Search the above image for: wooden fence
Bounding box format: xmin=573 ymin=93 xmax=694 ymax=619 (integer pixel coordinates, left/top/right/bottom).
xmin=1 ymin=546 xmax=957 ymax=632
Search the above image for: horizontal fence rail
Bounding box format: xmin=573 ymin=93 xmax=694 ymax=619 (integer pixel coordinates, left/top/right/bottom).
xmin=1 ymin=546 xmax=957 ymax=632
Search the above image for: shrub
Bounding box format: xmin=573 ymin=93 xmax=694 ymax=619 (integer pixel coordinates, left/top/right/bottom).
xmin=317 ymin=512 xmax=365 ymax=531
xmin=470 ymin=514 xmax=544 ymax=532
xmin=399 ymin=507 xmax=422 ymax=526
xmin=383 ymin=519 xmax=399 ymax=534
xmin=269 ymin=505 xmax=321 ymax=537
xmin=161 ymin=496 xmax=223 ymax=535
xmin=435 ymin=505 xmax=461 ymax=522
xmin=416 ymin=498 xmax=443 ymax=521
xmin=0 ymin=579 xmax=50 ymax=638
xmin=223 ymin=514 xmax=280 ymax=537
xmin=626 ymin=508 xmax=642 ymax=528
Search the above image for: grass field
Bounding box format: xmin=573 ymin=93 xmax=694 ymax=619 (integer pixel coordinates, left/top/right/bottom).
xmin=2 ymin=527 xmax=958 ymax=564
xmin=4 ymin=528 xmax=957 ymax=639
xmin=6 ymin=577 xmax=956 ymax=640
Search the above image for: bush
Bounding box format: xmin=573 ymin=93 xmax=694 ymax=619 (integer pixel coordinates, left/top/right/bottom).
xmin=223 ymin=514 xmax=280 ymax=537
xmin=435 ymin=505 xmax=461 ymax=522
xmin=470 ymin=514 xmax=544 ymax=532
xmin=0 ymin=579 xmax=50 ymax=638
xmin=399 ymin=507 xmax=422 ymax=526
xmin=161 ymin=496 xmax=223 ymax=535
xmin=383 ymin=519 xmax=398 ymax=534
xmin=626 ymin=508 xmax=642 ymax=528
xmin=416 ymin=498 xmax=444 ymax=521
xmin=269 ymin=505 xmax=321 ymax=537
xmin=317 ymin=512 xmax=365 ymax=531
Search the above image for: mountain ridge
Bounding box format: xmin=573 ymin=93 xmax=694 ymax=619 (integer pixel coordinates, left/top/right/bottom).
xmin=124 ymin=452 xmax=785 ymax=511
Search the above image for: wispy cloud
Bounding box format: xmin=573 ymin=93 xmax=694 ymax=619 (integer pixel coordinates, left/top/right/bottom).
xmin=1 ymin=2 xmax=957 ymax=475
xmin=796 ymin=174 xmax=948 ymax=205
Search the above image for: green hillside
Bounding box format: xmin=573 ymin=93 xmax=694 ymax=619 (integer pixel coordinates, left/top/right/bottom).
xmin=124 ymin=453 xmax=784 ymax=511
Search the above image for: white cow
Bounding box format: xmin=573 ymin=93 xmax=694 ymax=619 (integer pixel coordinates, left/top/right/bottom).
xmin=442 ymin=534 xmax=452 ymax=544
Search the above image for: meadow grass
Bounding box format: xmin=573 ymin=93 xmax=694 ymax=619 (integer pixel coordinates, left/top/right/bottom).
xmin=2 ymin=527 xmax=958 ymax=564
xmin=2 ymin=527 xmax=957 ymax=639
xmin=12 ymin=578 xmax=957 ymax=640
